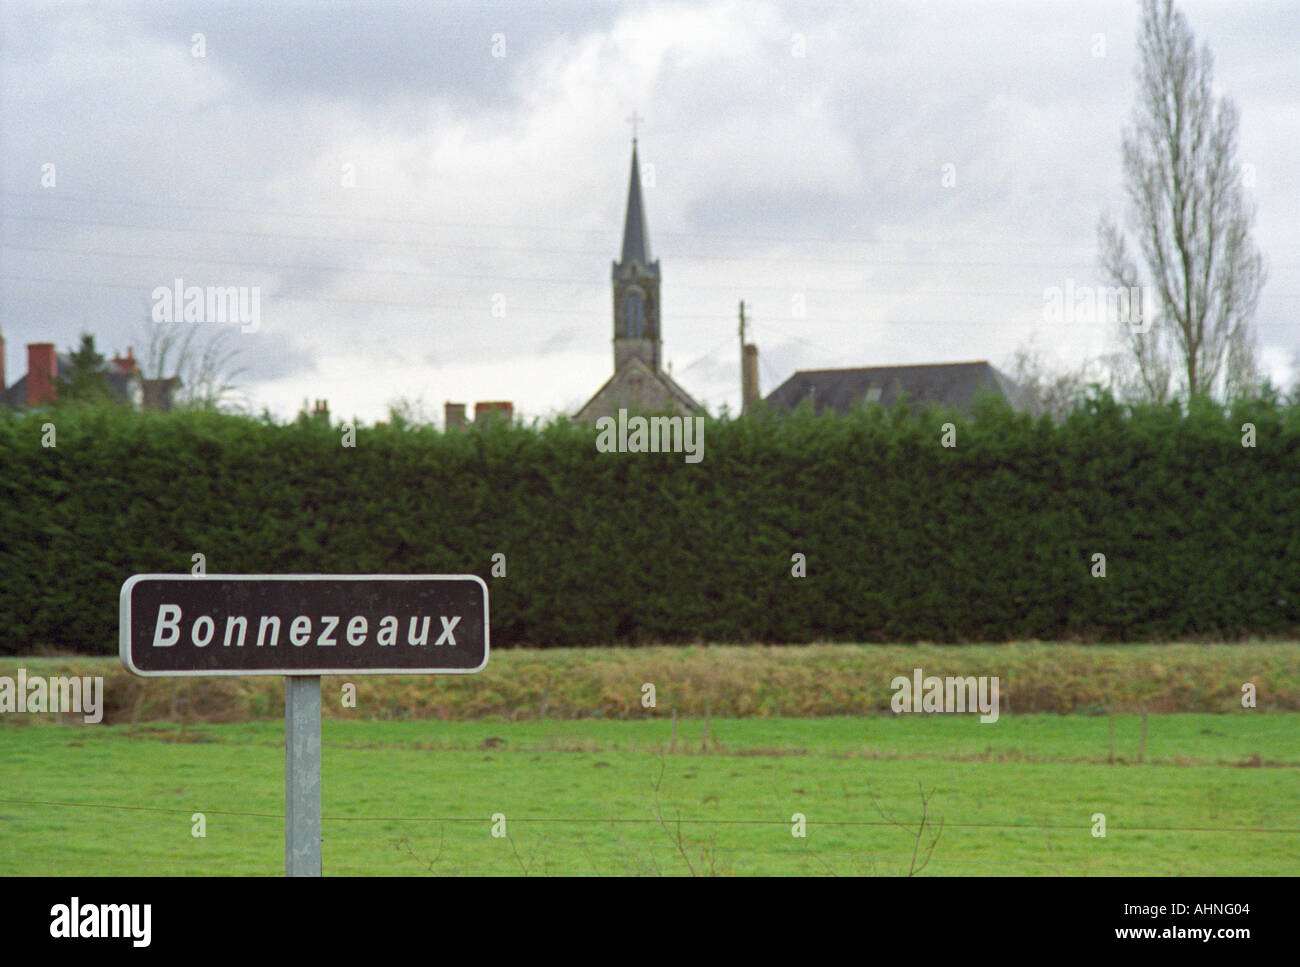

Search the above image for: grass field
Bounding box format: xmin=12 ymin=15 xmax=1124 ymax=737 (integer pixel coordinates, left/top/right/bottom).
xmin=2 ymin=713 xmax=1297 ymax=876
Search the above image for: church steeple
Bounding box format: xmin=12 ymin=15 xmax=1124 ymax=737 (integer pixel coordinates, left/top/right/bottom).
xmin=620 ymin=142 xmax=652 ymax=266
xmin=612 ymin=138 xmax=661 ymax=372
xmin=573 ymin=132 xmax=705 ymax=424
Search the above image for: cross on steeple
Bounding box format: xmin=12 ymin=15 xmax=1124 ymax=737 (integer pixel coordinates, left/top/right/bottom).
xmin=625 ymin=110 xmax=644 ymax=141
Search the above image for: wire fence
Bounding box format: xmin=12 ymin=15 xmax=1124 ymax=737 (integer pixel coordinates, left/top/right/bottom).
xmin=3 ymin=798 xmax=1298 ymax=835
xmin=2 ymin=796 xmax=1295 ymax=877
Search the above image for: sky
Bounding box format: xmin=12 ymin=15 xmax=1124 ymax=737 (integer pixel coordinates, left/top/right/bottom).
xmin=2 ymin=0 xmax=1297 ymax=423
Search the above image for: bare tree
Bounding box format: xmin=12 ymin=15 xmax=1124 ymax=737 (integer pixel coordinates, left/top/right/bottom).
xmin=385 ymin=394 xmax=437 ymax=427
xmin=1004 ymin=338 xmax=1102 ymax=419
xmin=868 ymin=781 xmax=944 ymax=877
xmin=1097 ymin=0 xmax=1266 ymax=403
xmin=1098 ymin=220 xmax=1175 ymax=405
xmin=139 ymin=316 xmax=247 ymax=410
xmin=1223 ymin=322 xmax=1264 ymax=400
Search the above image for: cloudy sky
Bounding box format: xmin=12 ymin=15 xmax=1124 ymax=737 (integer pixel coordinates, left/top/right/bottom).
xmin=2 ymin=0 xmax=1297 ymax=423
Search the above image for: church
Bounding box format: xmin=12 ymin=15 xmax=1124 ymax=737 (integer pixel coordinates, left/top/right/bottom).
xmin=573 ymin=140 xmax=705 ymax=423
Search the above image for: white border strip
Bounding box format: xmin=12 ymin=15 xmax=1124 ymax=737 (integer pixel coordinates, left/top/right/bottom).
xmin=119 ymin=573 xmax=490 ymax=677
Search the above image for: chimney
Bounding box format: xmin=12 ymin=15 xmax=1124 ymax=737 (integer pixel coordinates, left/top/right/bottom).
xmin=742 ymin=343 xmax=760 ymax=413
xmin=473 ymin=401 xmax=513 ymax=426
xmin=444 ymin=402 xmax=466 ymax=431
xmin=312 ymin=399 xmax=330 ymax=422
xmin=111 ymin=346 xmax=138 ymax=374
xmin=141 ymin=378 xmax=171 ymax=411
xmin=27 ymin=343 xmax=57 ymax=406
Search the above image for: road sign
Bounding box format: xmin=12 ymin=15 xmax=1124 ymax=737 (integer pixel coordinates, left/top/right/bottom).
xmin=120 ymin=574 xmax=489 ymax=677
xmin=118 ymin=573 xmax=490 ymax=877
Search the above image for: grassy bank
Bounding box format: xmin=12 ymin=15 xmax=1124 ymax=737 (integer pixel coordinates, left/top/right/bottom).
xmin=2 ymin=641 xmax=1297 ymax=724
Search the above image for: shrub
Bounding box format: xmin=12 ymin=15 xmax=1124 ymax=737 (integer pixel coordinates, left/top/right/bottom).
xmin=1 ymin=396 xmax=1297 ymax=654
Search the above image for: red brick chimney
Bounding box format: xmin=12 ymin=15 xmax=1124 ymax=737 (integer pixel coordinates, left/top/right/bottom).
xmin=27 ymin=343 xmax=58 ymax=406
xmin=111 ymin=347 xmax=138 ymax=374
xmin=473 ymin=401 xmax=513 ymax=426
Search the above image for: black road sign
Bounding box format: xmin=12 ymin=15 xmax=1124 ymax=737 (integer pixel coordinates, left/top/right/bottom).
xmin=120 ymin=574 xmax=489 ymax=676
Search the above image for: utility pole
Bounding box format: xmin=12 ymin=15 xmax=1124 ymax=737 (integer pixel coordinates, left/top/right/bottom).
xmin=738 ymin=300 xmax=746 ymax=413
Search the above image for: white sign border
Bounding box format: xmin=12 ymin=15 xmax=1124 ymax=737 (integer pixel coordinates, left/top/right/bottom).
xmin=119 ymin=573 xmax=490 ymax=678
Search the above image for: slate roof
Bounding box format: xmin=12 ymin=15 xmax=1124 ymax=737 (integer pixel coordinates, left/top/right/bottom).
xmin=0 ymin=352 xmax=82 ymax=408
xmin=0 ymin=377 xmax=26 ymax=408
xmin=762 ymin=361 xmax=1028 ymax=415
xmin=619 ymin=142 xmax=653 ymax=267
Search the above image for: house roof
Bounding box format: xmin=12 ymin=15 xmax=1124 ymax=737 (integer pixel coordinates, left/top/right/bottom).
xmin=762 ymin=360 xmax=1028 ymax=414
xmin=0 ymin=377 xmax=26 ymax=408
xmin=619 ymin=142 xmax=653 ymax=267
xmin=1 ymin=351 xmax=177 ymax=409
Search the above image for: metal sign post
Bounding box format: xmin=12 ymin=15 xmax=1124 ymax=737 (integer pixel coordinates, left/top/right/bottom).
xmin=285 ymin=675 xmax=322 ymax=877
xmin=119 ymin=573 xmax=489 ymax=877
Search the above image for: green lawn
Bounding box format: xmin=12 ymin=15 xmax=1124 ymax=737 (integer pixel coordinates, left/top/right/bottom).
xmin=2 ymin=714 xmax=1297 ymax=875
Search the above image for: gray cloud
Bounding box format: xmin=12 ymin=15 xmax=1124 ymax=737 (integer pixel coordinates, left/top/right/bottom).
xmin=2 ymin=0 xmax=1295 ymax=421
xmin=125 ymin=0 xmax=625 ymax=113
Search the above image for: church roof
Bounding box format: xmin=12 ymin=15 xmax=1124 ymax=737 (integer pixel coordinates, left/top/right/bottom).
xmin=573 ymin=354 xmax=705 ymax=423
xmin=619 ymin=142 xmax=653 ymax=267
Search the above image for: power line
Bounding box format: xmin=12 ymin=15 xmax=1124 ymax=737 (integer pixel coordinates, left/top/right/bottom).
xmin=14 ymin=210 xmax=1265 ymax=270
xmin=22 ymin=271 xmax=1297 ymax=337
xmin=14 ymin=188 xmax=1272 ymax=251
xmin=678 ymin=336 xmax=736 ymax=372
xmin=14 ymin=242 xmax=1189 ymax=297
xmin=750 ymin=319 xmax=841 ymax=357
xmin=25 ymin=271 xmax=1280 ymax=328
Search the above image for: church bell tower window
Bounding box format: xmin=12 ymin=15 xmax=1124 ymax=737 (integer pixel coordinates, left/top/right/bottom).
xmin=626 ymin=291 xmax=645 ymax=339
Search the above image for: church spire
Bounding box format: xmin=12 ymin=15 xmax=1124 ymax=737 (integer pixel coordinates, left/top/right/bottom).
xmin=620 ymin=141 xmax=652 ymax=266
xmin=611 ymin=135 xmax=661 ymax=373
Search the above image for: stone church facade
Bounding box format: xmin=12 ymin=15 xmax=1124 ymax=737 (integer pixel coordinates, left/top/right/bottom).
xmin=574 ymin=141 xmax=704 ymax=423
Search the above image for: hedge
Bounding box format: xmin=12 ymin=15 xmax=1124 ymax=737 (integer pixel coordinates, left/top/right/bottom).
xmin=1 ymin=394 xmax=1297 ymax=654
